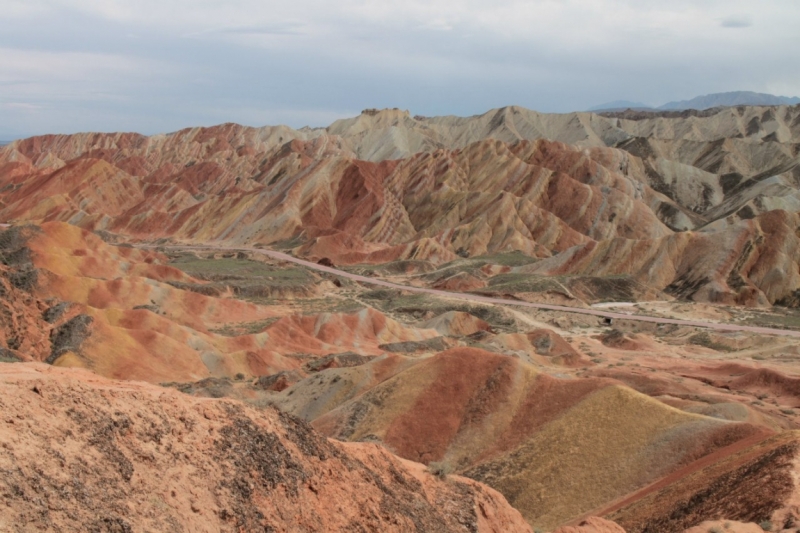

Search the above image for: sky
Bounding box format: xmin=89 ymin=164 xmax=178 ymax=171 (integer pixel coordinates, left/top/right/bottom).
xmin=1 ymin=0 xmax=799 ymax=138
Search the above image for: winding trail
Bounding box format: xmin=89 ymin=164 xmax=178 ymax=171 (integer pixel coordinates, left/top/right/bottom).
xmin=162 ymin=244 xmax=800 ymax=339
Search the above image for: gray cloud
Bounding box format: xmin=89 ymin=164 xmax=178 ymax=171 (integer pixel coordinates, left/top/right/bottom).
xmin=721 ymin=15 xmax=754 ymax=28
xmin=0 ymin=0 xmax=798 ymax=139
xmin=213 ymin=23 xmax=306 ymax=36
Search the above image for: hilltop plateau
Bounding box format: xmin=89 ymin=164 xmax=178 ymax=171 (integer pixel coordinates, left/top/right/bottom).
xmin=3 ymin=105 xmax=800 ymax=532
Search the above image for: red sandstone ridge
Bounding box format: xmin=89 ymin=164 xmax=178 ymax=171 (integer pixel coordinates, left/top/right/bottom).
xmin=3 ymin=105 xmax=800 ymax=532
xmin=0 ymin=225 xmax=89 ymax=364
xmin=0 ymin=263 xmax=56 ymax=362
xmin=0 ymin=362 xmax=532 ymax=533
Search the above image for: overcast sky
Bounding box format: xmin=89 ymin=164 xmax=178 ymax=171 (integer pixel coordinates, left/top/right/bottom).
xmin=1 ymin=0 xmax=799 ymax=138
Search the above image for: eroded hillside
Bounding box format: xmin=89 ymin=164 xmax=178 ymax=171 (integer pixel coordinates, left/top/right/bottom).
xmin=2 ymin=105 xmax=799 ymax=306
xmin=3 ymin=105 xmax=800 ymax=532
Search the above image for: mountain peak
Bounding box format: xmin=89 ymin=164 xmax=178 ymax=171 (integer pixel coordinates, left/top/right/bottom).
xmin=589 ymin=91 xmax=800 ymax=113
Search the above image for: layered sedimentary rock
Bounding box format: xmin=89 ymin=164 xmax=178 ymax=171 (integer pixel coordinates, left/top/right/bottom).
xmin=523 ymin=209 xmax=800 ymax=306
xmin=0 ymin=222 xmax=452 ymax=382
xmin=2 ymin=105 xmax=798 ymax=306
xmin=3 ymin=105 xmax=800 ymax=532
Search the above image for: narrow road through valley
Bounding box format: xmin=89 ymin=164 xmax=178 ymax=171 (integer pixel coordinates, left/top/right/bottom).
xmin=162 ymin=244 xmax=800 ymax=339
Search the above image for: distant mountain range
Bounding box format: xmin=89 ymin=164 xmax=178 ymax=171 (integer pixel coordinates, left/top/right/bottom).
xmin=590 ymin=91 xmax=800 ymax=112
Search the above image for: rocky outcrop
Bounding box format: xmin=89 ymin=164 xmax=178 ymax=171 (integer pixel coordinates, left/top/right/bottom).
xmin=0 ymin=362 xmax=532 ymax=533
xmin=524 ymin=208 xmax=800 ymax=306
xmin=0 ymin=225 xmax=90 ymax=363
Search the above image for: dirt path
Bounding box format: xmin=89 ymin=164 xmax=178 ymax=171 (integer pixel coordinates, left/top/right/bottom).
xmin=161 ymin=244 xmax=800 ymax=339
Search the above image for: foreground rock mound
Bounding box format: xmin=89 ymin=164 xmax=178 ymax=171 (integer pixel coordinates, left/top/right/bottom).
xmin=0 ymin=363 xmax=531 ymax=533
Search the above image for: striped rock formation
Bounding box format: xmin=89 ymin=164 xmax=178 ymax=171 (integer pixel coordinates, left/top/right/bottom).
xmin=0 ymin=223 xmax=448 ymax=382
xmin=271 ymin=347 xmax=769 ymax=530
xmin=2 ymin=105 xmax=799 ymax=305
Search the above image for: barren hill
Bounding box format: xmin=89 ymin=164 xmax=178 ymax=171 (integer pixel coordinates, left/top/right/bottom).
xmin=0 ymin=223 xmax=451 ymax=382
xmin=270 ymin=347 xmax=768 ymax=529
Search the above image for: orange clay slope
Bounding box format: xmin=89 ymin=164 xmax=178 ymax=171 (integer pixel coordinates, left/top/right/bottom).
xmin=273 ymin=347 xmax=769 ymax=531
xmin=2 ymin=109 xmax=800 ymax=305
xmin=0 ymin=362 xmax=532 ymax=533
xmin=13 ymin=222 xmax=444 ymax=382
